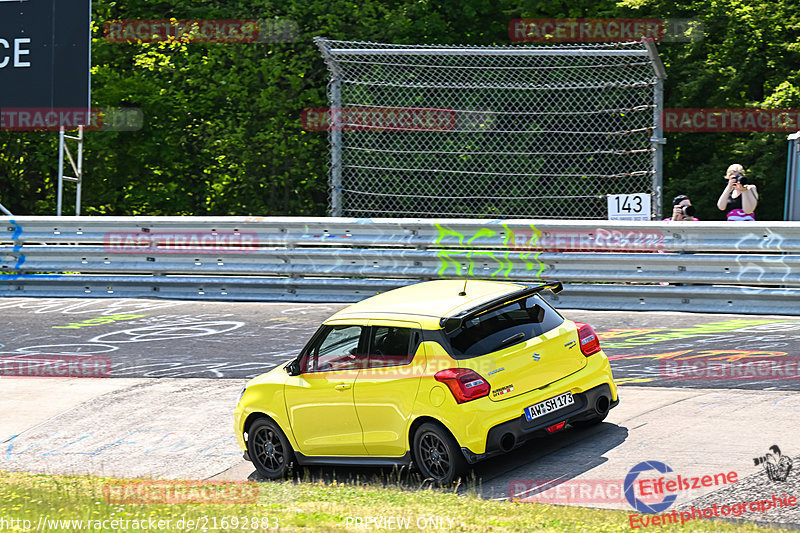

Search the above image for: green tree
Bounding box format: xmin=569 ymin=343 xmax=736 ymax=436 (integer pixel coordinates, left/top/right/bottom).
xmin=1 ymin=0 xmax=798 ymax=219
xmin=619 ymin=0 xmax=800 ymax=219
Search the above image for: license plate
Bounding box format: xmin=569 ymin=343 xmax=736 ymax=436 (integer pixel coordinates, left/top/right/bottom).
xmin=524 ymin=392 xmax=574 ymax=422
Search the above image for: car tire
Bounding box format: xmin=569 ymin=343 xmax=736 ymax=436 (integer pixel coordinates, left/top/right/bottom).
xmin=413 ymin=422 xmax=466 ymax=486
xmin=569 ymin=413 xmax=607 ymax=429
xmin=248 ymin=418 xmax=294 ymax=480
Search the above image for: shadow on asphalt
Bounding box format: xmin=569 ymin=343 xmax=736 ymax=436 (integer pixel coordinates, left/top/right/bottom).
xmin=245 ymin=421 xmax=629 ymax=500
xmin=473 ymin=421 xmax=629 ymax=500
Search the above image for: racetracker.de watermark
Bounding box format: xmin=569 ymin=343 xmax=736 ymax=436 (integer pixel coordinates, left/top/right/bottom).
xmin=103 ymin=231 xmax=259 ymax=254
xmin=104 ymin=19 xmax=298 ymax=43
xmin=506 ymin=228 xmax=664 ymax=253
xmin=0 ymin=108 xmax=143 ymax=132
xmin=103 ymin=480 xmax=259 ymax=504
xmin=662 ymin=108 xmax=800 ymax=132
xmin=510 ymin=470 xmax=738 ymax=507
xmin=509 ymin=479 xmax=627 ymax=505
xmin=0 ymin=356 xmax=111 ymax=378
xmin=301 ymin=107 xmax=457 ymax=132
xmin=661 ymin=357 xmax=800 ymax=381
xmin=509 ymin=18 xmax=702 ymax=42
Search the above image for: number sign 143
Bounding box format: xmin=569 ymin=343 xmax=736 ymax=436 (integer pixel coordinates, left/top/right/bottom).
xmin=607 ymin=193 xmax=651 ymax=220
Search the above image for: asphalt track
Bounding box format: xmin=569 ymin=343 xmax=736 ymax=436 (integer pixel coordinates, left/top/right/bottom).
xmin=1 ymin=297 xmax=799 ymax=530
xmin=2 ymin=297 xmax=800 ymax=389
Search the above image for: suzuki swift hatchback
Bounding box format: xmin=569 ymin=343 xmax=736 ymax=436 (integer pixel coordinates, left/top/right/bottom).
xmin=234 ymin=280 xmax=618 ymax=484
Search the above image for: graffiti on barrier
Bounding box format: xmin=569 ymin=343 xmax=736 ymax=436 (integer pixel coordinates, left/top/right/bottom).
xmin=434 ymin=223 xmax=546 ymax=278
xmin=432 ymin=222 xmax=667 ymax=279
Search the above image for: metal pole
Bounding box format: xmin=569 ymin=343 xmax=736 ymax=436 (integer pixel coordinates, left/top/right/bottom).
xmin=330 ymin=79 xmax=343 ymax=216
xmin=0 ymin=201 xmax=12 ymax=216
xmin=643 ymin=39 xmax=667 ymax=221
xmin=786 ymin=132 xmax=800 ymax=221
xmin=75 ymin=125 xmax=84 ymax=215
xmin=57 ymin=126 xmax=65 ymax=216
xmin=652 ymin=77 xmax=665 ymax=220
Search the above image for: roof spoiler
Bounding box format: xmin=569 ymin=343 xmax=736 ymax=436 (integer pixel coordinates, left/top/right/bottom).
xmin=439 ymin=281 xmax=563 ymax=333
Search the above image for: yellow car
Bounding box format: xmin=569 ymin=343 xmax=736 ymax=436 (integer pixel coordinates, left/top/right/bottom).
xmin=234 ymin=280 xmax=618 ymax=484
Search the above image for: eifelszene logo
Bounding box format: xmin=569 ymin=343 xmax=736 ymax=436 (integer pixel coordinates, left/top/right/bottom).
xmin=625 ymin=461 xmax=739 ymax=515
xmin=625 ymin=461 xmax=678 ymax=513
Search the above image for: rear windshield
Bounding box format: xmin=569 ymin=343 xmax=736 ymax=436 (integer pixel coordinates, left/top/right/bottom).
xmin=445 ymin=294 xmax=564 ymax=358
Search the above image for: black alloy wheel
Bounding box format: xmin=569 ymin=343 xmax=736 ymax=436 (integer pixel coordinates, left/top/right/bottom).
xmin=413 ymin=422 xmax=466 ymax=486
xmin=248 ymin=418 xmax=294 ymax=479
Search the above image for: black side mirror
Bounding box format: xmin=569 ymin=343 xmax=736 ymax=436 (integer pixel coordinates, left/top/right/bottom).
xmin=286 ymin=358 xmax=301 ymax=376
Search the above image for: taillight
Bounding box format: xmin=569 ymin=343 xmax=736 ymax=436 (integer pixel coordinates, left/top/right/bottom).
xmin=434 ymin=368 xmax=490 ymax=404
xmin=575 ymin=322 xmax=601 ymax=356
xmin=546 ymin=421 xmax=566 ymax=433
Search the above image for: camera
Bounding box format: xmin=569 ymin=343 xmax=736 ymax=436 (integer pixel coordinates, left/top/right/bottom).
xmin=733 ymin=173 xmax=748 ymax=185
xmin=754 ymin=455 xmax=768 ymax=466
xmin=672 ymin=195 xmax=695 ymax=218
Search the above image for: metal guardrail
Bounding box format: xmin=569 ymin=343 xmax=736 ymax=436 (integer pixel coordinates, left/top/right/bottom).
xmin=2 ymin=216 xmax=800 ymax=314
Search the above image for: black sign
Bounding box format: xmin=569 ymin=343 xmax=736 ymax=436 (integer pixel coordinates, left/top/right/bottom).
xmin=0 ymin=0 xmax=90 ymax=111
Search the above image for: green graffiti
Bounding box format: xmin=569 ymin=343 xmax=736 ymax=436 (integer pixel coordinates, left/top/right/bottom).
xmin=503 ymin=223 xmax=546 ymax=278
xmin=601 ymin=319 xmax=781 ymax=349
xmin=53 ymin=314 xmax=148 ymax=329
xmin=434 ymin=223 xmax=547 ymax=280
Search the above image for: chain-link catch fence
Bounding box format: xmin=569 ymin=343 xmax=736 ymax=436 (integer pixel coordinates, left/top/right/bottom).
xmin=315 ymin=38 xmax=665 ymax=219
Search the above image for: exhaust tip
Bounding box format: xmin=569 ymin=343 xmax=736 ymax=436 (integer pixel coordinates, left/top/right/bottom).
xmin=499 ymin=432 xmax=516 ymax=452
xmin=595 ymin=395 xmax=610 ymax=416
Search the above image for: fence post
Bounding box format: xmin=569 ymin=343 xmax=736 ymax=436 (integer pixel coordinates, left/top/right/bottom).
xmin=644 ymin=38 xmax=667 ymax=221
xmin=330 ymin=79 xmax=343 ymax=217
xmin=786 ymin=131 xmax=800 ymax=220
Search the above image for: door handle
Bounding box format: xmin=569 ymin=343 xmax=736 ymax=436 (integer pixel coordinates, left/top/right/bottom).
xmin=334 ymin=383 xmax=351 ymax=391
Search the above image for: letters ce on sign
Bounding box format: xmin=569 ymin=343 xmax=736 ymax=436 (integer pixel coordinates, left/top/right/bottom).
xmin=0 ymin=0 xmax=90 ymax=114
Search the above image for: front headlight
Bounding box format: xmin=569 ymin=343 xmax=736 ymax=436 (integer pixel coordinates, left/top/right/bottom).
xmin=236 ymin=386 xmax=246 ymax=406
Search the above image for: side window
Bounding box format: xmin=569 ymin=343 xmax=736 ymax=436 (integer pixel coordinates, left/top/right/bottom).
xmin=301 ymin=325 xmax=366 ymax=373
xmin=368 ymin=326 xmax=419 ymax=368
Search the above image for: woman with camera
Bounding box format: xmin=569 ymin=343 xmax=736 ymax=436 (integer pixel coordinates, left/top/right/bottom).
xmin=717 ymin=163 xmax=758 ymax=221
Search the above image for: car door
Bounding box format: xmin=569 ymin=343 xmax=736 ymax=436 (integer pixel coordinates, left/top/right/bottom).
xmin=353 ymin=320 xmax=426 ymax=456
xmin=283 ymin=321 xmax=369 ymax=456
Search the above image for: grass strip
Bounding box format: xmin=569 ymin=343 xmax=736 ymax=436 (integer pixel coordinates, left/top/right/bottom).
xmin=0 ymin=471 xmax=792 ymax=532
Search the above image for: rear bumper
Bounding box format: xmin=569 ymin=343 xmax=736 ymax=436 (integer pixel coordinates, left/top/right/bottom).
xmin=461 ymin=383 xmax=618 ymax=464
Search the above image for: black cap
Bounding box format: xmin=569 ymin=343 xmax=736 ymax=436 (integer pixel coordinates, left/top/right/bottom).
xmin=672 ymin=194 xmax=689 ymax=206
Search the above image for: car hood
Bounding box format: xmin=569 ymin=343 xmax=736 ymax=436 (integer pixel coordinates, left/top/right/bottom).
xmin=246 ymin=361 xmax=293 ymax=388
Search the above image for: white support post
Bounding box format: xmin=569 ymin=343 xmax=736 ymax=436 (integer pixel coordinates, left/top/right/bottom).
xmin=57 ymin=125 xmax=84 ymax=216
xmin=76 ymin=126 xmax=84 ymax=215
xmin=57 ymin=127 xmax=65 ymax=216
